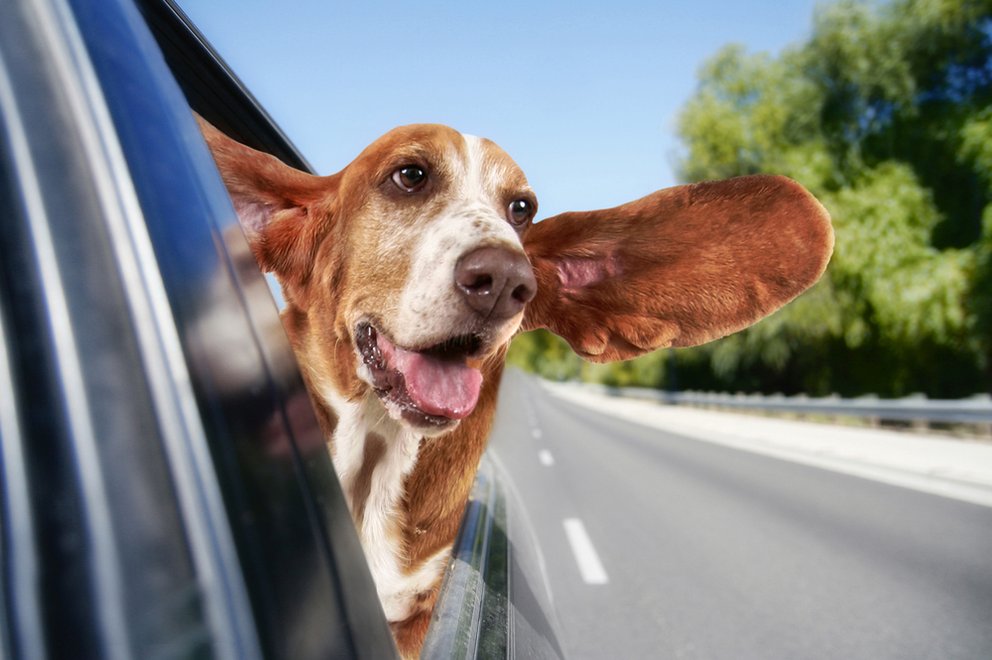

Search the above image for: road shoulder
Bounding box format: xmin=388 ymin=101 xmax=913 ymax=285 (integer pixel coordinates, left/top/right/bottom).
xmin=541 ymin=379 xmax=992 ymax=508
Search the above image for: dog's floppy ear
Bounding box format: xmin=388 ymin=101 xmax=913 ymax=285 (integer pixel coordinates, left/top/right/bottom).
xmin=196 ymin=114 xmax=335 ymax=282
xmin=522 ymin=175 xmax=833 ymax=362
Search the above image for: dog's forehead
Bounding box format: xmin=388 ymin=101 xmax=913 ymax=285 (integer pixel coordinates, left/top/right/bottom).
xmin=366 ymin=124 xmax=463 ymax=161
xmin=458 ymin=133 xmax=530 ymax=195
xmin=355 ymin=124 xmax=529 ymax=192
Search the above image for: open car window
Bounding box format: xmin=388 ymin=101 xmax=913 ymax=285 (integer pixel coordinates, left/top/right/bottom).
xmin=0 ymin=0 xmax=396 ymax=657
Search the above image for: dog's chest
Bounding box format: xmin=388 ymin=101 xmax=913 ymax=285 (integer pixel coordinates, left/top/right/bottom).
xmin=321 ymin=387 xmax=445 ymax=622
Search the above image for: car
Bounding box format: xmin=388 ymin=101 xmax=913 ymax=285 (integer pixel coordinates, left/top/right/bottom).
xmin=0 ymin=0 xmax=564 ymax=657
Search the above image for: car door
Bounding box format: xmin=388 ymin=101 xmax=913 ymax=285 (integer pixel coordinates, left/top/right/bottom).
xmin=0 ymin=0 xmax=396 ymax=657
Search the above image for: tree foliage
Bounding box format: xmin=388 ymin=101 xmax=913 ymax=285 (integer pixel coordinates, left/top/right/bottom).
xmin=511 ymin=0 xmax=992 ymax=396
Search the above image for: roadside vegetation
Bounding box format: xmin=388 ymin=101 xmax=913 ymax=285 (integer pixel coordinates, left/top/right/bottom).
xmin=509 ymin=0 xmax=992 ymax=398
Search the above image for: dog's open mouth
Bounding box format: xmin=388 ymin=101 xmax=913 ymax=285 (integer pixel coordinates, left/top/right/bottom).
xmin=356 ymin=322 xmax=484 ymax=427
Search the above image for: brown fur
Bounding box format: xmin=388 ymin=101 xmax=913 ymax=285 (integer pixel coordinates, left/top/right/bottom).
xmin=196 ymin=115 xmax=833 ymax=657
xmin=522 ymin=176 xmax=834 ymax=361
xmin=352 ymin=433 xmax=388 ymax=526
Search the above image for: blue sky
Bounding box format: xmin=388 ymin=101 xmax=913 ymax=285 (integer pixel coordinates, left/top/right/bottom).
xmin=178 ymin=0 xmax=821 ymax=218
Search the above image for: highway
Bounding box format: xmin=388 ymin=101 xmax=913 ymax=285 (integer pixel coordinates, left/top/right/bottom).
xmin=488 ymin=370 xmax=992 ymax=659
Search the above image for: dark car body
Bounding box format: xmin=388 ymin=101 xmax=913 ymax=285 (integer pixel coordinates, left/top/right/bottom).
xmin=0 ymin=0 xmax=563 ymax=657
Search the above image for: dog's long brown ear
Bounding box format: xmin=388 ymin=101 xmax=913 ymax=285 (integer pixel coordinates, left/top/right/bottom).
xmin=522 ymin=175 xmax=833 ymax=362
xmin=196 ymin=114 xmax=335 ymax=282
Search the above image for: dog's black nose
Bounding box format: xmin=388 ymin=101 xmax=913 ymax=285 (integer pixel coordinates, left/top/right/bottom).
xmin=455 ymin=246 xmax=537 ymax=320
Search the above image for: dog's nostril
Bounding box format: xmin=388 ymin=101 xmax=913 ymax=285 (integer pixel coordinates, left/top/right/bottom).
xmin=465 ymin=274 xmax=493 ymax=293
xmin=512 ymin=282 xmax=536 ymax=304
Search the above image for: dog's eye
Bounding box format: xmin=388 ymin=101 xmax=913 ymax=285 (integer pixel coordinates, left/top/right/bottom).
xmin=507 ymin=199 xmax=533 ymax=226
xmin=392 ymin=165 xmax=428 ymax=192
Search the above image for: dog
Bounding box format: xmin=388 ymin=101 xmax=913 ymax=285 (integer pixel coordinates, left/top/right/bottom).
xmin=197 ymin=116 xmax=833 ymax=657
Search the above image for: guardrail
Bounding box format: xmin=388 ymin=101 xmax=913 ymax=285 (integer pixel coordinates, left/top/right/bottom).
xmin=585 ymin=385 xmax=992 ymax=425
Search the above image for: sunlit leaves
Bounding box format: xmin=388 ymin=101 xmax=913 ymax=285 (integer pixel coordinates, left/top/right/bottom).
xmin=513 ymin=0 xmax=991 ymax=396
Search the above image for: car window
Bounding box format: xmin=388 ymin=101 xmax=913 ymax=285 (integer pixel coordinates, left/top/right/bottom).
xmin=0 ymin=3 xmax=211 ymax=654
xmin=0 ymin=0 xmax=396 ymax=657
xmin=66 ymin=0 xmax=397 ymax=655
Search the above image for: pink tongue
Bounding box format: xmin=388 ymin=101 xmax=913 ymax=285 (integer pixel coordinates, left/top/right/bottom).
xmin=390 ymin=347 xmax=482 ymax=419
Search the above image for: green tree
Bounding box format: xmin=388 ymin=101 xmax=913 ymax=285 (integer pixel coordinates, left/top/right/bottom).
xmin=673 ymin=0 xmax=991 ymax=396
xmin=506 ymin=329 xmax=583 ymax=381
xmin=510 ymin=0 xmax=991 ymax=396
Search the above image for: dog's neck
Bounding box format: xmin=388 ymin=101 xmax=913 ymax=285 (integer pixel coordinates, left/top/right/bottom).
xmin=313 ymin=381 xmax=428 ymax=622
xmin=288 ymin=304 xmax=506 ymax=627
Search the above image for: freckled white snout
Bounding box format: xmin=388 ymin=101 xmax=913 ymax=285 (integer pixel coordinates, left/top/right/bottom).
xmin=455 ymin=246 xmax=536 ymax=320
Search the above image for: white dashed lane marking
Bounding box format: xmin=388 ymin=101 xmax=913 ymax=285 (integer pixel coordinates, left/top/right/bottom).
xmin=538 ymin=449 xmax=555 ymax=466
xmin=563 ymin=518 xmax=609 ymax=585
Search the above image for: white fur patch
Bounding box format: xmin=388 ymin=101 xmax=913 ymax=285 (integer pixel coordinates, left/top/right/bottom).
xmin=380 ymin=546 xmax=451 ymax=621
xmin=318 ymin=381 xmax=442 ymax=622
xmin=318 ymin=381 xmax=366 ymax=503
xmin=392 ymin=134 xmax=526 ymax=349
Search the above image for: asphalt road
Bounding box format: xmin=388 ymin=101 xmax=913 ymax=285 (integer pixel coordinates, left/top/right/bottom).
xmin=488 ymin=370 xmax=992 ymax=660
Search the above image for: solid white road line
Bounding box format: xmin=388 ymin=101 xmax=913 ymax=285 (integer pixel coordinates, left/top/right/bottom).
xmin=563 ymin=518 xmax=609 ymax=585
xmin=538 ymin=449 xmax=555 ymax=466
